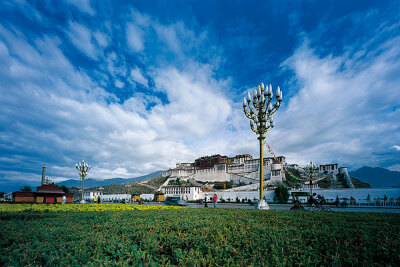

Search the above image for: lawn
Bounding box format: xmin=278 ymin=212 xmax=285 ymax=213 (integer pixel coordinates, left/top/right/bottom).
xmin=0 ymin=204 xmax=399 ymax=266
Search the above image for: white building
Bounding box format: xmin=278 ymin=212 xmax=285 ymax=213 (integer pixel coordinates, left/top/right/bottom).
xmin=291 ymin=188 xmax=400 ymax=205
xmin=319 ymin=164 xmax=338 ymax=175
xmin=161 ymin=185 xmax=202 ymax=201
xmin=287 ymin=164 xmax=299 ymax=169
xmin=162 ymin=163 xmax=195 ymax=178
xmin=162 ymin=154 xmax=286 ymax=184
xmin=84 ymin=191 xmax=103 ymax=200
xmin=301 ymin=182 xmax=319 ymax=190
xmin=100 ymin=194 xmax=131 ymax=202
xmin=140 ymin=194 xmax=155 ymax=201
xmin=195 ymin=164 xmax=230 ymax=182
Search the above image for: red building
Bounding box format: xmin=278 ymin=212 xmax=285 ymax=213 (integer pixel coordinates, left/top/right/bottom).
xmin=13 ymin=184 xmax=73 ymax=204
xmin=194 ymin=154 xmax=229 ymax=170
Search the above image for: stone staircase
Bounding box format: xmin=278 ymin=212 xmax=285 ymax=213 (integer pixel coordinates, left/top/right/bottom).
xmin=330 ymin=173 xmax=354 ymax=188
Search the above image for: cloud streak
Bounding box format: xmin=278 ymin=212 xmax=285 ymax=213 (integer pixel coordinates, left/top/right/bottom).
xmin=0 ymin=1 xmax=399 ymax=188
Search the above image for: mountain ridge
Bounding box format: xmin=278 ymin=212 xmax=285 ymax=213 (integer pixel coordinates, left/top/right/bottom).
xmin=349 ymin=166 xmax=400 ymax=188
xmin=57 ymin=170 xmax=163 ymax=188
xmin=0 ymin=170 xmax=163 ymax=192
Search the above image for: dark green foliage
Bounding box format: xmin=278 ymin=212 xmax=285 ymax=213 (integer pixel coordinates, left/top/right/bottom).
xmin=0 ymin=209 xmax=399 ymax=266
xmin=274 ymin=184 xmax=290 ymax=203
xmin=284 ymin=168 xmax=304 ymax=187
xmin=61 ymin=185 xmax=69 ymax=193
xmin=20 ymin=186 xmax=32 ymax=192
xmin=144 ymin=176 xmax=169 ymax=189
xmin=317 ymin=178 xmax=332 ymax=188
xmin=350 ymin=177 xmax=370 ymax=188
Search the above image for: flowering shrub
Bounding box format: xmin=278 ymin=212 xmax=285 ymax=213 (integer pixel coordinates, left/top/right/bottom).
xmin=0 ymin=204 xmax=185 ymax=212
xmin=0 ymin=206 xmax=399 ymax=265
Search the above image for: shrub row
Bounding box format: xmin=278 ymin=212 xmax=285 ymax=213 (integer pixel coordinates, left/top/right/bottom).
xmin=0 ymin=207 xmax=399 ymax=265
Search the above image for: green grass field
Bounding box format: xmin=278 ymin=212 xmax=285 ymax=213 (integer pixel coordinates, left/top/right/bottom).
xmin=1 ymin=206 xmax=399 ymax=266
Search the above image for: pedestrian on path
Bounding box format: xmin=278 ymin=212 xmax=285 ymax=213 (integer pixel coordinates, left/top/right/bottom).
xmin=213 ymin=194 xmax=218 ymax=208
xmin=204 ymin=194 xmax=208 ymax=208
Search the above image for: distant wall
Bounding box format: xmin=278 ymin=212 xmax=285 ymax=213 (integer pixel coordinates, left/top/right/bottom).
xmin=100 ymin=194 xmax=130 ymax=201
xmin=195 ymin=165 xmax=230 ymax=182
xmin=141 ymin=194 xmax=154 ymax=200
xmin=198 ymin=188 xmax=400 ymax=203
xmin=199 ymin=191 xmax=276 ymax=202
xmin=292 ymin=188 xmax=400 ymax=203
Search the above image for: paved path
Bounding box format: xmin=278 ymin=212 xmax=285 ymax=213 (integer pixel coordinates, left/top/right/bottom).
xmin=186 ymin=203 xmax=400 ymax=213
xmin=111 ymin=202 xmax=400 ymax=213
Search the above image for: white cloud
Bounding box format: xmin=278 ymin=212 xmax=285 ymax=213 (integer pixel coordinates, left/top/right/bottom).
xmin=151 ymin=64 xmax=232 ymax=138
xmin=392 ymin=145 xmax=400 ymax=151
xmin=0 ymin=23 xmax=237 ymax=182
xmin=93 ymin=31 xmax=109 ymax=48
xmin=388 ymin=164 xmax=400 ymax=172
xmin=126 ymin=23 xmax=145 ymax=52
xmin=66 ymin=21 xmax=98 ymax=60
xmin=154 ymin=23 xmax=181 ymax=53
xmin=130 ymin=67 xmax=148 ymax=86
xmin=65 ymin=0 xmax=95 ymax=15
xmin=114 ymin=80 xmax=124 ymax=88
xmin=266 ymin=37 xmax=400 ymax=167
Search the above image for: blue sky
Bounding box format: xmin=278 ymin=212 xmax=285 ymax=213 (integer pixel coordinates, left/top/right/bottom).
xmin=0 ymin=0 xmax=399 ymax=187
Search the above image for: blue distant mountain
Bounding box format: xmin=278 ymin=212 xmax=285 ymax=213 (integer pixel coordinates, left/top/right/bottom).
xmin=0 ymin=170 xmax=163 ymax=192
xmin=0 ymin=181 xmax=40 ymax=194
xmin=57 ymin=170 xmax=163 ymax=188
xmin=349 ymin=167 xmax=400 ymax=188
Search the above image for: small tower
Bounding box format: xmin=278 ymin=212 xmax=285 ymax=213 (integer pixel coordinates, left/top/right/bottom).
xmin=41 ymin=165 xmax=46 ymax=185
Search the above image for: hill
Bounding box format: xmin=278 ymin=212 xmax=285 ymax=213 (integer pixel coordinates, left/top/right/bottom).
xmin=57 ymin=170 xmax=163 ymax=188
xmin=349 ymin=167 xmax=400 ymax=187
xmin=0 ymin=181 xmax=40 ymax=193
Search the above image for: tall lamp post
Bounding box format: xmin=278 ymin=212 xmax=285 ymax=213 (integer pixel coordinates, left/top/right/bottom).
xmin=243 ymin=82 xmax=282 ymax=209
xmin=305 ymin=161 xmax=318 ymax=201
xmin=125 ymin=184 xmax=132 ymax=203
xmin=75 ymin=160 xmax=91 ymax=204
xmin=181 ymin=180 xmax=186 ymax=201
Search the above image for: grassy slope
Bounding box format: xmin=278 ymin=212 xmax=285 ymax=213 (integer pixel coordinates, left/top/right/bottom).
xmin=67 ymin=176 xmax=168 ymax=197
xmin=0 ymin=208 xmax=399 ymax=266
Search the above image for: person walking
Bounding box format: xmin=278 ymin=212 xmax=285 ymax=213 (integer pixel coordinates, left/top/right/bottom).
xmin=97 ymin=195 xmax=101 ymax=204
xmin=213 ymin=194 xmax=218 ymax=208
xmin=204 ymin=194 xmax=208 ymax=207
xmin=62 ymin=195 xmax=66 ymax=204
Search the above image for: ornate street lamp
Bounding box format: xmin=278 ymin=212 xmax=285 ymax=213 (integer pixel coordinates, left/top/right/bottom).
xmin=305 ymin=161 xmax=318 ymax=201
xmin=125 ymin=184 xmax=132 ymax=203
xmin=75 ymin=160 xmax=91 ymax=204
xmin=243 ymin=82 xmax=282 ymax=209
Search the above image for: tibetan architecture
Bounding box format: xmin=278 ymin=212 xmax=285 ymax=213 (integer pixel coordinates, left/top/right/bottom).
xmin=162 ymin=154 xmax=287 ymax=185
xmin=13 ymin=184 xmax=73 ymax=204
xmin=12 ymin=166 xmax=73 ymax=203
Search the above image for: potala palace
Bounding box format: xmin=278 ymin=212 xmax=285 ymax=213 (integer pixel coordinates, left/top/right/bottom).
xmin=157 ymin=153 xmax=376 ymax=202
xmin=162 ymin=154 xmax=287 ymax=185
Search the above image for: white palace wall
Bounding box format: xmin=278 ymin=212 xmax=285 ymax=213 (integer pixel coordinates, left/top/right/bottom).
xmin=294 ymin=188 xmax=400 ymax=203
xmin=195 ymin=164 xmax=230 ymax=182
xmin=200 ymin=191 xmax=276 ymax=202
xmin=124 ymin=188 xmax=399 ymax=204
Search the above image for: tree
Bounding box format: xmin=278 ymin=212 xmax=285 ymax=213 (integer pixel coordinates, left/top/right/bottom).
xmin=274 ymin=184 xmax=289 ymax=204
xmin=335 ymin=195 xmax=340 ymax=206
xmin=20 ymin=186 xmax=32 ymax=192
xmin=61 ymin=185 xmax=70 ymax=193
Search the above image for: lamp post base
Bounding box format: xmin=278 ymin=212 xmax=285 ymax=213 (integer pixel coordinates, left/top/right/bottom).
xmin=256 ymin=199 xmax=270 ymax=210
